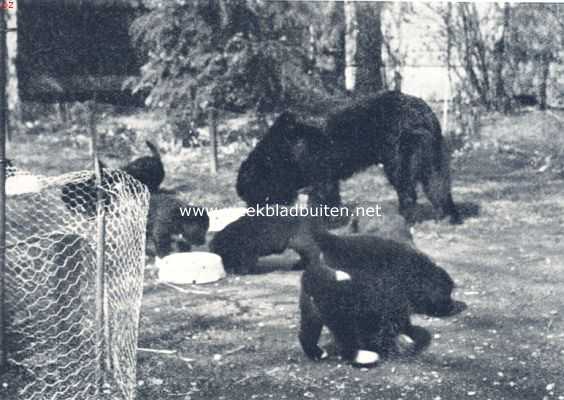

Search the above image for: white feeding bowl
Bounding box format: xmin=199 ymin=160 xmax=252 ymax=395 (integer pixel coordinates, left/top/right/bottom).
xmin=157 ymin=251 xmax=226 ymax=285
xmin=208 ymin=207 xmax=247 ymax=232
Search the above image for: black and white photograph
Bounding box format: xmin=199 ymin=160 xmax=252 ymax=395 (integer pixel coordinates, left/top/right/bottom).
xmin=1 ymin=0 xmax=564 ymax=399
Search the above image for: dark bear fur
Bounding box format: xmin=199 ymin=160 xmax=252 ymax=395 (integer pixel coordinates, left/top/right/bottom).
xmin=209 ymin=212 xmax=463 ymax=364
xmin=236 ymin=91 xmax=460 ymax=224
xmin=289 ymin=221 xmax=465 ymax=365
xmin=61 ymin=141 xmax=164 ymax=217
xmin=236 ymin=113 xmax=331 ymax=206
xmin=147 ymin=194 xmax=209 ymax=258
xmin=61 ymin=164 xmax=137 ymax=217
xmin=123 ymin=140 xmax=164 ymax=193
xmin=209 ymin=214 xmax=310 ymax=274
xmin=209 ymin=211 xmax=410 ymax=275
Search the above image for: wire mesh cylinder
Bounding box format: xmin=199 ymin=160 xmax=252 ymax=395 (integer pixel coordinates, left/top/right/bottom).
xmin=2 ymin=167 xmax=149 ymax=400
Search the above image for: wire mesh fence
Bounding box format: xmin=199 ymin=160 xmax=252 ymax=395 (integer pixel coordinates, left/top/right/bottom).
xmin=2 ymin=166 xmax=149 ymax=400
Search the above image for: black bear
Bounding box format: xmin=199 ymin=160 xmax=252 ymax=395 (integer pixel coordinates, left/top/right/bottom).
xmin=236 ymin=91 xmax=460 ymax=224
xmin=122 ymin=140 xmax=164 ymax=193
xmin=290 ymin=220 xmax=465 ymax=367
xmin=61 ymin=141 xmax=164 ymax=217
xmin=209 ymin=214 xmax=310 ymax=274
xmin=147 ymin=194 xmax=209 ymax=258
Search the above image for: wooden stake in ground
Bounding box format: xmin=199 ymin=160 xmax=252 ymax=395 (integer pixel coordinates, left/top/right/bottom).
xmin=209 ymin=107 xmax=218 ymax=174
xmin=89 ymin=100 xmax=111 ymax=388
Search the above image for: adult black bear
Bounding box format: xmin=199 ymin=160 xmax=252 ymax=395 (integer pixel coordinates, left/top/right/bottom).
xmin=236 ymin=91 xmax=461 ymax=224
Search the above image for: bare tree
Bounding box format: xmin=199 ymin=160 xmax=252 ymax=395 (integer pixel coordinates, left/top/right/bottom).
xmin=442 ymin=2 xmax=452 ymax=132
xmin=511 ymin=3 xmax=563 ymax=110
xmin=382 ymin=2 xmax=413 ymax=92
xmin=429 ymin=3 xmax=518 ymax=111
xmin=458 ymin=3 xmax=492 ymax=109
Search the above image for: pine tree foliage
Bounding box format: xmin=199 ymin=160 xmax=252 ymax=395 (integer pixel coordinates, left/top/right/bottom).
xmin=127 ymin=0 xmax=333 ymax=122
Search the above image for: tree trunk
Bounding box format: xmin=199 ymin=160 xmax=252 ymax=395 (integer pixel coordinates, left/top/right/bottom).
xmin=387 ymin=2 xmax=405 ymax=92
xmin=442 ymin=2 xmax=452 ymax=133
xmin=539 ymin=52 xmax=550 ymax=111
xmin=344 ymin=1 xmax=383 ymax=94
xmin=319 ymin=1 xmax=345 ymax=91
xmin=494 ymin=3 xmax=510 ymax=113
xmin=459 ymin=3 xmax=491 ymax=109
xmin=469 ymin=4 xmax=490 ymax=102
xmin=344 ymin=0 xmax=358 ymax=92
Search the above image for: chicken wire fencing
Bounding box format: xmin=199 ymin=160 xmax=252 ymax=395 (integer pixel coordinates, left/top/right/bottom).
xmin=1 ymin=166 xmax=150 ymax=400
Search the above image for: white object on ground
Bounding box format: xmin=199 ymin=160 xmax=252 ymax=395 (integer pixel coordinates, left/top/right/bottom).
xmin=137 ymin=348 xmax=177 ymax=355
xmin=335 ymin=270 xmax=352 ymax=281
xmin=208 ymin=207 xmax=247 ymax=232
xmin=157 ymin=251 xmax=226 ymax=284
xmin=398 ymin=334 xmax=415 ymax=346
xmin=6 ymin=174 xmax=42 ymax=195
xmin=354 ymin=350 xmax=380 ymax=365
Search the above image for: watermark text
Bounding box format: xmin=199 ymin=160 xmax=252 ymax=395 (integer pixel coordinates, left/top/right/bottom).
xmin=179 ymin=204 xmax=382 ymax=218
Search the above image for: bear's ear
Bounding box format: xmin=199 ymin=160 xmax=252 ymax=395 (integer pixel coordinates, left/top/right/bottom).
xmin=272 ymin=112 xmax=297 ymax=131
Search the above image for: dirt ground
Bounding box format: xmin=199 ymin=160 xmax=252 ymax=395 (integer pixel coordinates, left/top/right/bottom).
xmin=6 ymin=109 xmax=564 ymax=399
xmin=132 ymin=110 xmax=564 ymax=400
